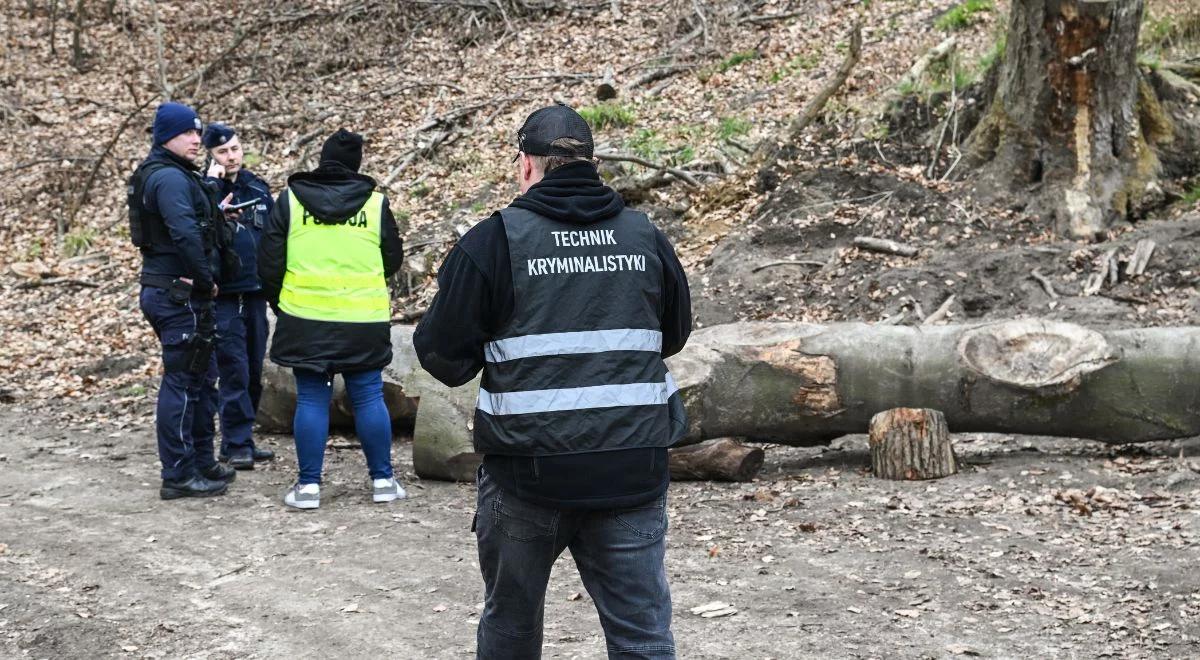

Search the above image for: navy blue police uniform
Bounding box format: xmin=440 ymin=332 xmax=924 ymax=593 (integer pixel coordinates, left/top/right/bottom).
xmin=132 ymin=103 xmax=234 ymax=499
xmin=203 ymin=124 xmax=273 ymax=466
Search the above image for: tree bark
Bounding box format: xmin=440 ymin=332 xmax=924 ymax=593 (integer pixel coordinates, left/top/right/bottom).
xmin=869 ymin=408 xmax=957 ymax=480
xmin=964 ymin=0 xmax=1159 ymax=239
xmin=669 ymin=438 xmax=764 ymax=482
xmin=671 ymin=319 xmax=1200 ymax=445
xmin=257 ymin=320 xmax=1200 ymax=481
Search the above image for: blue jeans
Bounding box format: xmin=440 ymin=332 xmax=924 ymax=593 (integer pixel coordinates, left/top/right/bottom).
xmin=474 ymin=466 xmax=675 ymax=659
xmin=139 ymin=286 xmax=218 ymax=481
xmin=293 ymin=368 xmax=393 ymax=485
xmin=214 ymin=292 xmax=268 ymax=453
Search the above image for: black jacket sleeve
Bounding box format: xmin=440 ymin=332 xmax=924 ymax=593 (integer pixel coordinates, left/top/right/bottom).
xmin=149 ymin=168 xmax=214 ymax=292
xmin=257 ymin=189 xmax=290 ymax=308
xmin=413 ymin=214 xmax=506 ymax=387
xmin=655 ymin=228 xmax=692 ymax=358
xmin=380 ymin=197 xmax=404 ymax=278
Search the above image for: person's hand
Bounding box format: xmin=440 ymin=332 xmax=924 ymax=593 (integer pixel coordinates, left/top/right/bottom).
xmin=207 ymin=161 xmax=226 ymax=179
xmin=218 ymin=193 xmax=240 ymax=220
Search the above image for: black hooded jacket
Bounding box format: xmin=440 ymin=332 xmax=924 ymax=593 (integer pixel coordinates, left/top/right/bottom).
xmin=414 ymin=161 xmax=692 ymax=509
xmin=258 ymin=162 xmax=403 ymax=374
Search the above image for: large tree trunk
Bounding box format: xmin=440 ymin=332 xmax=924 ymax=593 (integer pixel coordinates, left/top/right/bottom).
xmin=964 ymin=0 xmax=1161 ymax=239
xmin=257 ymin=320 xmax=1200 ymax=481
xmin=671 ymin=320 xmax=1199 ymax=444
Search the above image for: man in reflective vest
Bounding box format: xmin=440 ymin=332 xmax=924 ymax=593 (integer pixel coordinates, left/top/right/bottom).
xmin=415 ymin=104 xmax=692 ymax=659
xmin=258 ymin=129 xmax=405 ymax=509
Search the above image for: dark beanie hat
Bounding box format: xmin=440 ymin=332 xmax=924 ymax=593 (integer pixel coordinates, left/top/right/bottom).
xmin=319 ymin=128 xmax=363 ymax=172
xmin=153 ymin=102 xmax=202 ymax=146
xmin=202 ymin=122 xmax=236 ymax=149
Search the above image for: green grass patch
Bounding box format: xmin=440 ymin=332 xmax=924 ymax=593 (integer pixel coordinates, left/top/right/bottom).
xmin=1140 ymin=11 xmax=1200 ymax=57
xmin=127 ymin=384 xmax=147 ymax=397
xmin=935 ymin=0 xmax=994 ymax=32
xmin=626 ymin=128 xmax=695 ymax=166
xmin=768 ymin=52 xmax=820 ymax=83
xmin=978 ymin=31 xmax=1006 ymax=72
xmin=1182 ymin=183 xmax=1200 ymax=205
xmin=578 ymin=102 xmax=636 ymax=129
xmin=629 ymin=128 xmax=668 ymax=160
xmin=716 ymin=50 xmax=758 ymax=74
xmin=698 ymin=50 xmax=759 ymax=82
xmin=717 ymin=116 xmax=751 ymax=141
xmin=242 ymin=150 xmax=263 ymax=169
xmin=409 ymin=182 xmax=431 ymax=199
xmin=62 ymin=227 xmax=95 ymax=257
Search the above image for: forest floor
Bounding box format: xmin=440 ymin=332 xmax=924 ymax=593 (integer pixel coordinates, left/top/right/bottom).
xmin=1 ymin=406 xmax=1199 ymax=659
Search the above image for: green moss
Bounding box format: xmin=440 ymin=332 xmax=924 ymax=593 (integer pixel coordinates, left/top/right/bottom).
xmin=1183 ymin=185 xmax=1200 ymax=205
xmin=935 ymin=0 xmax=994 ymax=32
xmin=409 ymin=182 xmax=431 ymax=199
xmin=578 ymin=102 xmax=636 ymax=129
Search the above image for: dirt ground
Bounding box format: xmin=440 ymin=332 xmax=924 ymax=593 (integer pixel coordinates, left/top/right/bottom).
xmin=2 ymin=404 xmax=1198 ymax=659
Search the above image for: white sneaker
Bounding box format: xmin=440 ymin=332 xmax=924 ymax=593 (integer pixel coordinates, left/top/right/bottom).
xmin=284 ymin=483 xmax=320 ymax=510
xmin=372 ymin=478 xmax=406 ymax=503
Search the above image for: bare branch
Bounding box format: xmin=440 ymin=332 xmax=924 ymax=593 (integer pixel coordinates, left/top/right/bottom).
xmin=594 ymin=151 xmax=702 ymax=188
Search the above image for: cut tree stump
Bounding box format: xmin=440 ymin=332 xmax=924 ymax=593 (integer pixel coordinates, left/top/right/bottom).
xmin=869 ymin=408 xmax=957 ymax=480
xmin=668 ymin=438 xmax=764 ymax=482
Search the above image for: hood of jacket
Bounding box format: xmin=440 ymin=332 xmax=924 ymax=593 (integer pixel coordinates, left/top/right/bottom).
xmin=286 ymin=162 xmax=377 ymax=222
xmin=509 ymin=161 xmax=624 ymax=224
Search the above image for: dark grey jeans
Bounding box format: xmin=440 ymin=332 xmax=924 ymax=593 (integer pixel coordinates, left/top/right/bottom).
xmin=474 ymin=466 xmax=676 ymax=659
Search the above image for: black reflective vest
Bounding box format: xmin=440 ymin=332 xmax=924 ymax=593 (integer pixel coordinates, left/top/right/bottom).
xmin=473 ymin=206 xmax=687 ymax=456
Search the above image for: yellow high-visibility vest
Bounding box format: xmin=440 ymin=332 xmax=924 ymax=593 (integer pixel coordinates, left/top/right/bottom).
xmin=278 ymin=190 xmax=390 ymax=323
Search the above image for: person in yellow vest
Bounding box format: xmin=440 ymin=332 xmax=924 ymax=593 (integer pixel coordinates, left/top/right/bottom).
xmin=257 ymin=129 xmax=406 ymax=509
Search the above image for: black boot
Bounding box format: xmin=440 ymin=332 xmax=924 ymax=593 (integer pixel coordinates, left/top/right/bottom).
xmin=252 ymin=446 xmax=275 ymax=462
xmin=160 ymin=475 xmax=228 ymax=500
xmin=227 ymin=447 xmax=255 ymax=470
xmin=202 ymin=463 xmax=238 ymax=482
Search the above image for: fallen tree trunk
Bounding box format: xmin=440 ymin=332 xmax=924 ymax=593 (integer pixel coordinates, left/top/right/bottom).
xmin=258 ymin=319 xmax=1200 ymax=481
xmin=669 ymin=438 xmax=764 ymax=482
xmin=671 ymin=320 xmax=1200 ymax=444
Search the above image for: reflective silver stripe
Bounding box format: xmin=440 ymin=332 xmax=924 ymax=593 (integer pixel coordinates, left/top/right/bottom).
xmin=478 ymin=374 xmax=678 ymax=416
xmin=484 ymin=329 xmax=663 ymax=363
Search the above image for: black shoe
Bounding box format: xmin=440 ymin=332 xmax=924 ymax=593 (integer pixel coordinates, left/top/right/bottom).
xmin=221 ymin=446 xmax=274 ymax=463
xmin=228 ymin=448 xmax=255 ymax=470
xmin=202 ymin=463 xmax=238 ymax=482
xmin=160 ymin=475 xmax=228 ymax=500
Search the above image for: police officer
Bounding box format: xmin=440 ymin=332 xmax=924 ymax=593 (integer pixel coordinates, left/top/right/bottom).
xmin=258 ymin=129 xmax=406 ymax=509
xmin=202 ymin=123 xmax=275 ymax=470
xmin=131 ymin=102 xmax=237 ymax=499
xmin=413 ymin=104 xmax=692 ymax=659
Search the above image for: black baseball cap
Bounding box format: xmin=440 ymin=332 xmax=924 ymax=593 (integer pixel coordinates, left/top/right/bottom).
xmin=515 ymin=103 xmax=594 ymax=159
